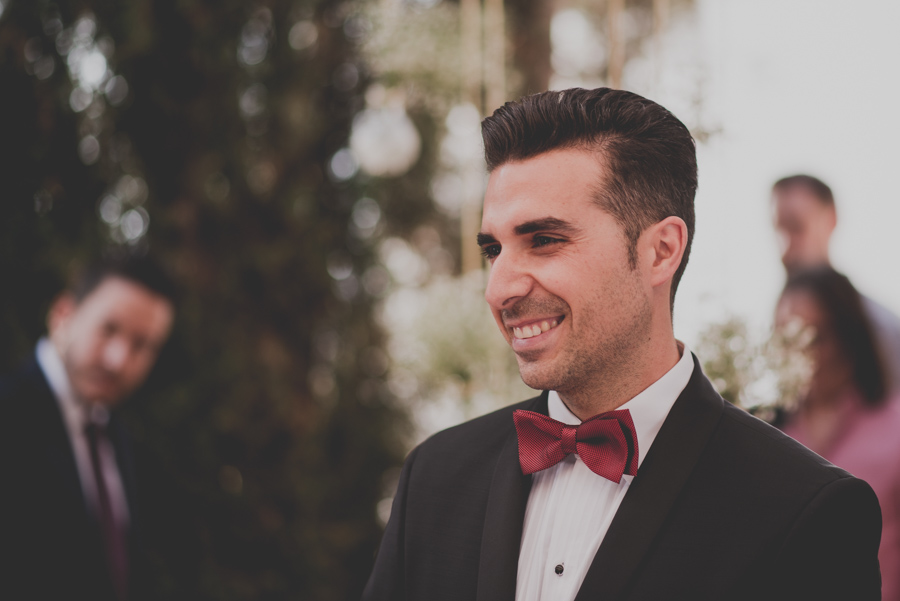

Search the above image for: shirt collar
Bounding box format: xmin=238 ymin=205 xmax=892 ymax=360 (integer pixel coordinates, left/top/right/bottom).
xmin=547 ymin=341 xmax=694 ymax=467
xmin=36 ymin=337 xmax=109 ymax=426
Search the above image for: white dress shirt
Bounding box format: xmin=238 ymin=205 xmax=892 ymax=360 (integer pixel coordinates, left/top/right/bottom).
xmin=36 ymin=338 xmax=130 ymax=527
xmin=515 ymin=344 xmax=694 ymax=601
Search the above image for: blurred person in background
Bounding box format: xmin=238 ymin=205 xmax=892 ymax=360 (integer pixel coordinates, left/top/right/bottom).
xmin=364 ymin=88 xmax=882 ymax=601
xmin=772 ymin=174 xmax=900 ymax=392
xmin=0 ymin=256 xmax=176 ymax=601
xmin=776 ymin=265 xmax=900 ymax=600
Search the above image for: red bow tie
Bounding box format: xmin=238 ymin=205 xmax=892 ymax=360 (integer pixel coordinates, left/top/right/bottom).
xmin=513 ymin=409 xmax=639 ymax=482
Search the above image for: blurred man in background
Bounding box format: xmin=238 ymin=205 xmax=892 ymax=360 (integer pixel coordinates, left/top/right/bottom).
xmin=772 ymin=174 xmax=900 ymax=392
xmin=0 ymin=256 xmax=176 ymax=601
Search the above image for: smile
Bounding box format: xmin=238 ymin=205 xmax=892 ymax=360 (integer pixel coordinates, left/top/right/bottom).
xmin=512 ymin=317 xmax=562 ymax=340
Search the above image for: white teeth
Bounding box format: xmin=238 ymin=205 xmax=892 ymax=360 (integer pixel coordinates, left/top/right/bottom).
xmin=513 ymin=319 xmax=561 ymax=339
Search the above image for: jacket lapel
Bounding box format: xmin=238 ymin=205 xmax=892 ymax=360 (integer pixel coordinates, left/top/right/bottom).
xmin=475 ymin=392 xmax=547 ymax=601
xmin=575 ymin=355 xmax=724 ymax=601
xmin=107 ymin=416 xmax=139 ymax=526
xmin=27 ymin=360 xmax=87 ymax=509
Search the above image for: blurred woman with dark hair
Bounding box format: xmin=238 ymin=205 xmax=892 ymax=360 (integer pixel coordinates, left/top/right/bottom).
xmin=777 ymin=267 xmax=886 ymax=444
xmin=776 ymin=266 xmax=900 ymax=599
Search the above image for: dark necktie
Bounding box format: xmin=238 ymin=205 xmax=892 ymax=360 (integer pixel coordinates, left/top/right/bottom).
xmin=513 ymin=409 xmax=639 ymax=482
xmin=85 ymin=421 xmax=129 ymax=601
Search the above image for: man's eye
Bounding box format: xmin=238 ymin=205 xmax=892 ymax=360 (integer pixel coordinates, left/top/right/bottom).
xmin=480 ymin=244 xmax=501 ymax=260
xmin=131 ymin=338 xmax=149 ymax=354
xmin=534 ymin=235 xmax=560 ymax=248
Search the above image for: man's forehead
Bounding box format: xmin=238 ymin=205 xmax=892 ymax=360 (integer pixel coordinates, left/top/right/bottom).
xmin=774 ymin=185 xmax=831 ymax=210
xmin=79 ymin=276 xmax=170 ymax=307
xmin=480 ymin=149 xmax=610 ymax=234
xmin=75 ymin=278 xmax=174 ymax=333
xmin=485 ymin=149 xmax=604 ymax=193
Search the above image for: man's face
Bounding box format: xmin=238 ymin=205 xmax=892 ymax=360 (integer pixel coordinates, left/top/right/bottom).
xmin=49 ymin=276 xmax=174 ymax=406
xmin=772 ymin=186 xmax=835 ymax=272
xmin=478 ymin=148 xmax=652 ymax=396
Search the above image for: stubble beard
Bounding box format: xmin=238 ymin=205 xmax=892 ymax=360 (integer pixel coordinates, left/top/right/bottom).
xmin=63 ymin=346 xmax=126 ymax=406
xmin=514 ymin=278 xmax=653 ymax=416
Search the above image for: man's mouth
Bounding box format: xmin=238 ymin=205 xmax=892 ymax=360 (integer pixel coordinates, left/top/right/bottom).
xmin=512 ymin=317 xmax=562 ymax=340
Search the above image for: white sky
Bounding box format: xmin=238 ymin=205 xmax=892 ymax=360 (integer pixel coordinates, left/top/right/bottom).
xmin=661 ymin=0 xmax=900 ymax=345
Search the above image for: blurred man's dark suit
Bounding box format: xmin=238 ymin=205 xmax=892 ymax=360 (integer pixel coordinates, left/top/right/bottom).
xmin=0 ymin=356 xmax=144 ymax=601
xmin=364 ymin=356 xmax=883 ymax=601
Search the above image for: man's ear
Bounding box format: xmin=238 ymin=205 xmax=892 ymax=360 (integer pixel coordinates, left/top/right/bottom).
xmin=47 ymin=293 xmax=77 ymax=340
xmin=643 ymin=216 xmax=688 ymax=289
xmin=824 ymin=204 xmax=837 ymax=232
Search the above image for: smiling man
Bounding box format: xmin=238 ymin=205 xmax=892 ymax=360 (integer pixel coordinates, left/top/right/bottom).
xmin=363 ymin=88 xmax=882 ymax=601
xmin=1 ymin=255 xmax=176 ymax=601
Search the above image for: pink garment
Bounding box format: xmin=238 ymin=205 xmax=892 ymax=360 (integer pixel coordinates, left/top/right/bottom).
xmin=784 ymin=393 xmax=900 ymax=601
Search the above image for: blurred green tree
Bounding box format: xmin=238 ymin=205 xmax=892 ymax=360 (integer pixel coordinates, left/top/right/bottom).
xmin=0 ymin=1 xmax=405 ymax=599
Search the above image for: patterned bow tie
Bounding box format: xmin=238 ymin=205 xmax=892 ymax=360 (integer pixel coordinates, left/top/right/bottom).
xmin=513 ymin=409 xmax=639 ymax=482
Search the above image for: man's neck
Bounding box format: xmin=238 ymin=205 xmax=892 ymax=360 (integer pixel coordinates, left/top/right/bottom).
xmin=557 ymin=338 xmax=682 ymax=420
xmin=785 ymin=256 xmax=831 ymax=277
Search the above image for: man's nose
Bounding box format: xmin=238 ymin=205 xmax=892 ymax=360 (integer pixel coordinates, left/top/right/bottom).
xmin=102 ymin=338 xmax=130 ymax=372
xmin=484 ymin=252 xmax=533 ymax=310
xmin=775 ymin=230 xmax=794 ymax=259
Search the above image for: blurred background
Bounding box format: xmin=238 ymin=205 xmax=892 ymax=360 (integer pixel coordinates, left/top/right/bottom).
xmin=2 ymin=0 xmax=899 ymax=599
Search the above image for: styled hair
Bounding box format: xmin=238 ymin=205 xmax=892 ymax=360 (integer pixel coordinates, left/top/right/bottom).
xmin=772 ymin=174 xmax=835 ymax=207
xmin=481 ymin=88 xmax=697 ymax=308
xmin=782 ymin=266 xmax=886 ymax=406
xmin=70 ymin=254 xmax=178 ymax=305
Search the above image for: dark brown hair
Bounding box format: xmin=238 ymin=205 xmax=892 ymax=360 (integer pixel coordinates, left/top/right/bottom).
xmin=70 ymin=254 xmax=178 ymax=305
xmin=782 ymin=266 xmax=885 ymax=405
xmin=481 ymin=88 xmax=697 ymax=308
xmin=772 ymin=174 xmax=835 ymax=207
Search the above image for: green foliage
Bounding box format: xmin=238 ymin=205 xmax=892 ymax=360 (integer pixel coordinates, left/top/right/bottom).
xmin=361 ymin=0 xmax=462 ymax=111
xmin=696 ymin=316 xmax=752 ymax=406
xmin=697 ymin=315 xmax=813 ymax=413
xmin=382 ymin=270 xmax=534 ymax=440
xmin=0 ymin=1 xmax=406 ymax=599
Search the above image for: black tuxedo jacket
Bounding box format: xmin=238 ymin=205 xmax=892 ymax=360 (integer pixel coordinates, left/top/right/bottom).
xmin=364 ymin=356 xmax=882 ymax=600
xmin=0 ymin=357 xmax=144 ymax=601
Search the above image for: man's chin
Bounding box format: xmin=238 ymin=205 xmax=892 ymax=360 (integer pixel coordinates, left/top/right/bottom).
xmin=516 ymin=360 xmax=563 ymax=392
xmin=76 ymin=385 xmax=126 ymax=407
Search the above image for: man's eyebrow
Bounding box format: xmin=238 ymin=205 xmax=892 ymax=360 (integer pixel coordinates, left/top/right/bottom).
xmin=476 ymin=232 xmax=497 ymax=246
xmin=477 ymin=218 xmax=579 ymax=246
xmin=514 ymin=217 xmax=579 ymax=236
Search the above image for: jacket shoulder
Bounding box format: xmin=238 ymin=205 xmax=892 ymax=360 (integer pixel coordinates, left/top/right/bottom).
xmin=691 ymin=400 xmax=868 ymax=533
xmin=716 ymin=405 xmax=882 ymax=599
xmin=717 ymin=401 xmax=850 ymax=481
xmin=0 ymin=359 xmax=50 ymax=407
